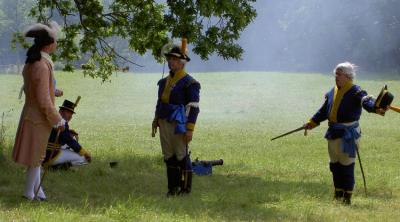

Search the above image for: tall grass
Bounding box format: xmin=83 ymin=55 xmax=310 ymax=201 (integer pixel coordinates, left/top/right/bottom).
xmin=0 ymin=112 xmax=5 ymax=161
xmin=0 ymin=109 xmax=13 ymax=161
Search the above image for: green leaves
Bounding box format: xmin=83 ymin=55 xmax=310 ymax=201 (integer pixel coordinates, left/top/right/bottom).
xmin=166 ymin=0 xmax=256 ymax=61
xmin=81 ymin=52 xmax=117 ymax=81
xmin=11 ymin=32 xmax=30 ymax=50
xmin=27 ymin=0 xmax=256 ymax=81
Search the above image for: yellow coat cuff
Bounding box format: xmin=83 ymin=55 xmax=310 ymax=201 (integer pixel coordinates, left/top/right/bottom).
xmin=308 ymin=119 xmax=318 ymax=127
xmin=186 ymin=123 xmax=195 ymax=131
xmin=79 ymin=148 xmax=86 ymax=156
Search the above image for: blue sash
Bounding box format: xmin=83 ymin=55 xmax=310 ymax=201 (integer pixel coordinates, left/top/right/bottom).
xmin=159 ymin=103 xmax=187 ymax=134
xmin=325 ymin=122 xmax=360 ymax=158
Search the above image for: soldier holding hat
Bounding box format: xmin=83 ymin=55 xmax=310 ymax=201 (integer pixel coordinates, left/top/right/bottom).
xmin=152 ymin=39 xmax=201 ymax=196
xmin=12 ymin=21 xmax=65 ymax=201
xmin=304 ymin=62 xmax=388 ymax=205
xmin=43 ymin=99 xmax=92 ymax=169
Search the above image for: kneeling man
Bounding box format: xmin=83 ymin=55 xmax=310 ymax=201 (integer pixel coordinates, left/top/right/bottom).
xmin=43 ymin=100 xmax=91 ymax=168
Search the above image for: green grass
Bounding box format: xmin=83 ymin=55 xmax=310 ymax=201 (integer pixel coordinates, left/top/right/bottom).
xmin=0 ymin=71 xmax=400 ymax=221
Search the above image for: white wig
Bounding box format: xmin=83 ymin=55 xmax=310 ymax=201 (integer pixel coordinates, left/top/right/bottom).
xmin=334 ymin=62 xmax=357 ymax=79
xmin=23 ymin=21 xmax=61 ymax=40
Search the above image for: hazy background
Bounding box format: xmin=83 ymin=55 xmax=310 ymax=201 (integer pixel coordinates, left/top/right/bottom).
xmin=0 ymin=0 xmax=399 ymax=75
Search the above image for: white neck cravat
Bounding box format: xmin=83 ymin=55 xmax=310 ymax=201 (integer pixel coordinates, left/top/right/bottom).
xmin=40 ymin=51 xmax=54 ymax=70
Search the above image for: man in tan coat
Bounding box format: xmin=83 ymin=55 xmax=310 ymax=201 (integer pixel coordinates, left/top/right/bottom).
xmin=12 ymin=21 xmax=65 ymax=201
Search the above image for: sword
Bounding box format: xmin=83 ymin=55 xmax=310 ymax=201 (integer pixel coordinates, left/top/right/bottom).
xmin=270 ymin=126 xmax=306 ymax=141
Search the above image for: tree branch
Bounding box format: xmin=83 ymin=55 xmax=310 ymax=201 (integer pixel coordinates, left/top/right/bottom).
xmin=98 ymin=38 xmax=144 ymax=67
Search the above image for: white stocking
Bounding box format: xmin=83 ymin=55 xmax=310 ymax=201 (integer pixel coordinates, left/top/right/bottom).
xmin=24 ymin=166 xmax=46 ymax=199
xmin=24 ymin=166 xmax=40 ymax=199
xmin=34 ymin=167 xmax=46 ymax=199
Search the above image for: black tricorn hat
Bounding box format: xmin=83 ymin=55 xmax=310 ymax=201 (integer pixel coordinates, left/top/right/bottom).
xmin=164 ymin=46 xmax=191 ymax=62
xmin=59 ymin=100 xmax=76 ymax=113
xmin=375 ymin=85 xmax=394 ymax=109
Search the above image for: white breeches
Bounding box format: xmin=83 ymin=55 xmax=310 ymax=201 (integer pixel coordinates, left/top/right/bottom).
xmin=328 ymin=138 xmax=358 ymax=165
xmin=52 ymin=149 xmax=87 ymax=166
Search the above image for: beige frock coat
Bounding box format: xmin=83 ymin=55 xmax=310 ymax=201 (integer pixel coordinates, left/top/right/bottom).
xmin=12 ymin=58 xmax=61 ymax=167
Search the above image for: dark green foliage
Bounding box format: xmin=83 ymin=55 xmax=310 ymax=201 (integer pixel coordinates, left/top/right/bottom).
xmin=18 ymin=0 xmax=257 ymax=81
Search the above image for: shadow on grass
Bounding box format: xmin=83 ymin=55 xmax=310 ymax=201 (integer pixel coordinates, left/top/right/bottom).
xmin=0 ymin=154 xmax=330 ymax=220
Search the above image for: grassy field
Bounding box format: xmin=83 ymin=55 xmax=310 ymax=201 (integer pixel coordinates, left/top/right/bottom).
xmin=0 ymin=71 xmax=400 ymax=221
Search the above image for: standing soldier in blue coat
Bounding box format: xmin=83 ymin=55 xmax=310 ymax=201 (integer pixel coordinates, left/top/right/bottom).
xmin=304 ymin=62 xmax=387 ymax=205
xmin=152 ymin=39 xmax=200 ymax=196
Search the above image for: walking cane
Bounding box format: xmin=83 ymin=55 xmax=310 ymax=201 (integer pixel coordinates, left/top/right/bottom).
xmin=355 ymin=147 xmax=367 ymax=196
xmin=34 ymin=129 xmax=61 ymax=198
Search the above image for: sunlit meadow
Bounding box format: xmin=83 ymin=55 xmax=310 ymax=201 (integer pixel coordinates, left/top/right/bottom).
xmin=0 ymin=71 xmax=399 ymax=221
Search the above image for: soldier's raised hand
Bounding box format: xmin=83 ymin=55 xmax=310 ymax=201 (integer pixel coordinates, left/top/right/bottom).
xmin=303 ymin=121 xmax=317 ymax=136
xmin=55 ymin=88 xmax=63 ymax=97
xmin=303 ymin=122 xmax=315 ymax=130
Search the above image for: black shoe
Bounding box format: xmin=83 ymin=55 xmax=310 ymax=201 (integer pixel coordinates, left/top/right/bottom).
xmin=166 ymin=187 xmax=179 ymax=197
xmin=178 ymin=188 xmax=191 ymax=196
xmin=22 ymin=196 xmax=47 ymax=202
xmin=22 ymin=195 xmax=34 ymax=201
xmin=343 ymin=191 xmax=352 ymax=205
xmin=36 ymin=197 xmax=48 ymax=202
xmin=334 ymin=189 xmax=344 ymax=201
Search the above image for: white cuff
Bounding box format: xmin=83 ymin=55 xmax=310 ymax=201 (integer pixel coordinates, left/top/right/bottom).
xmin=185 ymin=102 xmax=200 ymax=117
xmin=186 ymin=102 xmax=199 ymax=108
xmin=54 ymin=119 xmax=66 ymax=128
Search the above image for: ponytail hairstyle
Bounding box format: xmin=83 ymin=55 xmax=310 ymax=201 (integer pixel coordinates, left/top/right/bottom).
xmin=25 ymin=31 xmax=54 ymax=64
xmin=23 ymin=21 xmax=60 ymax=64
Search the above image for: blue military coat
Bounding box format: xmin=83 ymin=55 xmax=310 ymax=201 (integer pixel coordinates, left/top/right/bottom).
xmin=155 ymin=69 xmax=200 ymax=133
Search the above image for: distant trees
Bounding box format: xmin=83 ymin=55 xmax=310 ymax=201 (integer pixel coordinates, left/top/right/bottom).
xmin=0 ymin=0 xmax=34 ymax=71
xmin=260 ymin=0 xmax=400 ymax=73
